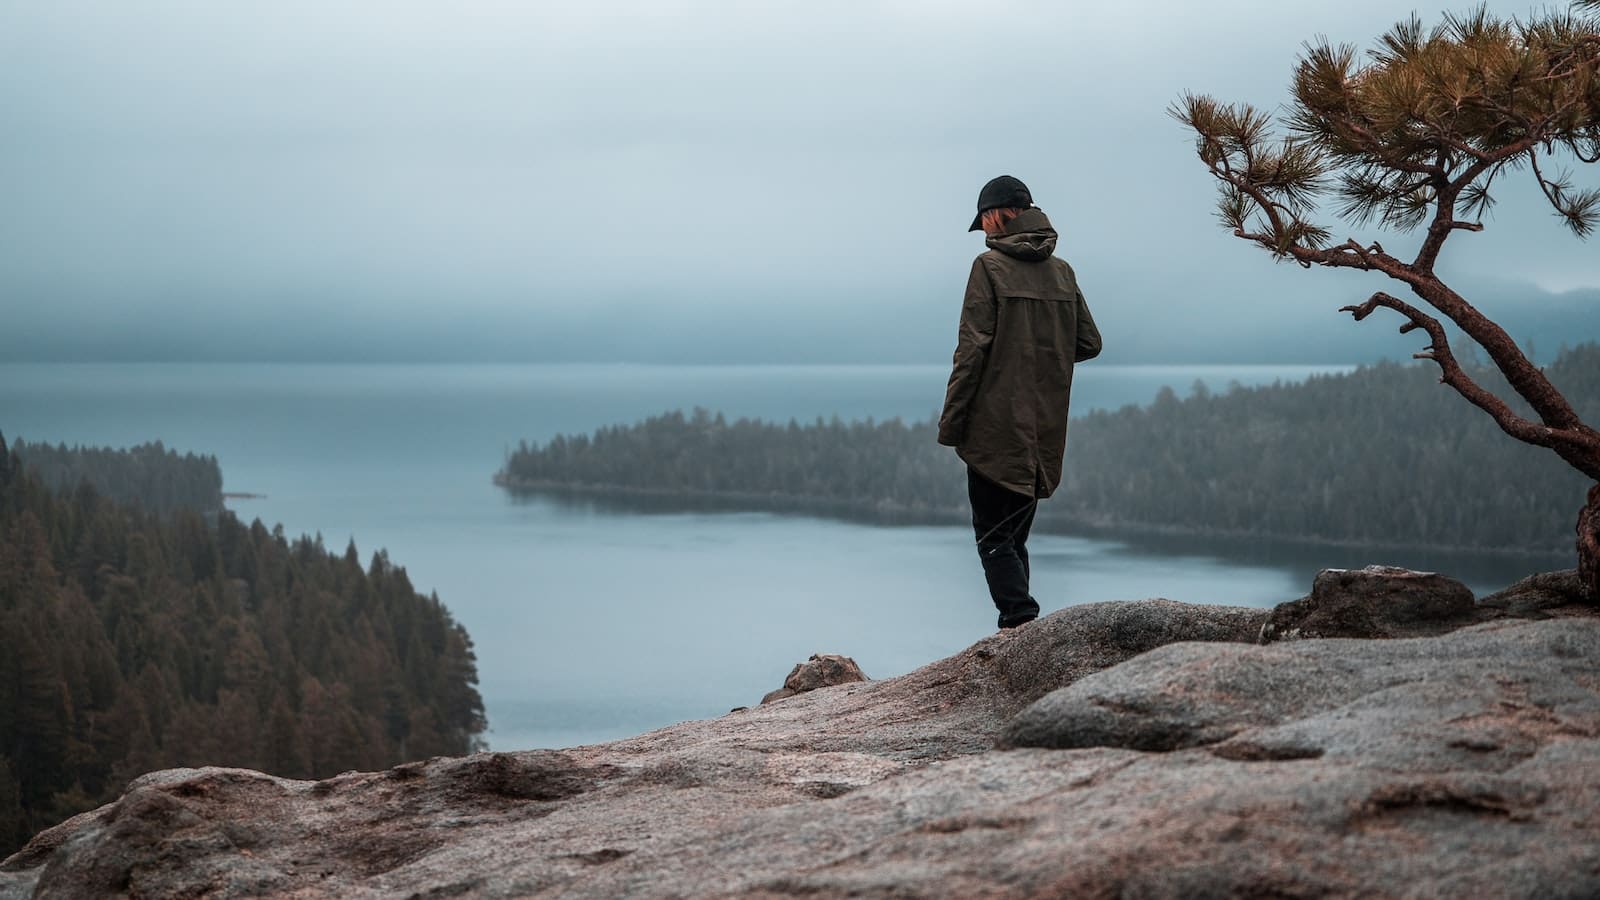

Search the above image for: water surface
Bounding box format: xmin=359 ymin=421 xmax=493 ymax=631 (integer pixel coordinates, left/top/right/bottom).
xmin=2 ymin=362 xmax=1541 ymax=749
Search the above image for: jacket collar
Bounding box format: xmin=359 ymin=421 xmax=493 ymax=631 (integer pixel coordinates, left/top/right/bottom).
xmin=985 ymin=208 xmax=1058 ymax=262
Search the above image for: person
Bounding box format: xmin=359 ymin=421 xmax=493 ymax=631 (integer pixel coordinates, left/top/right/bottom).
xmin=938 ymin=175 xmax=1102 ymax=630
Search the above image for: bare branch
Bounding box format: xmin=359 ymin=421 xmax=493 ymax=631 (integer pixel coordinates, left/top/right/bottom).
xmin=1338 ymin=292 xmax=1585 ymax=450
xmin=1290 ymin=238 xmax=1416 ymax=280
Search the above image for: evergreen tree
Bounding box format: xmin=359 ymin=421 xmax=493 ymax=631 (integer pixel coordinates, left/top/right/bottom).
xmin=1173 ymin=3 xmax=1600 ymax=597
xmin=497 ymin=345 xmax=1600 ymax=556
xmin=0 ymin=448 xmax=486 ymax=857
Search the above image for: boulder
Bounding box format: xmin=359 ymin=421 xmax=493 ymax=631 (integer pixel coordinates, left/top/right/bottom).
xmin=1257 ymin=564 xmax=1476 ymax=643
xmin=1478 ymin=568 xmax=1591 ymax=618
xmin=760 ymin=653 xmax=869 ymax=704
xmin=983 ymin=597 xmax=1267 ymax=708
xmin=1002 ymin=617 xmax=1600 ymax=759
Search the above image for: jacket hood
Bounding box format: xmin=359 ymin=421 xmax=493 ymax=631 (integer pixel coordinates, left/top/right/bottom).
xmin=984 ymin=208 xmax=1057 ymax=262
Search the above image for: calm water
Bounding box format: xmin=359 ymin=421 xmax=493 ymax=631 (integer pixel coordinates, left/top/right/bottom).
xmin=0 ymin=362 xmax=1542 ymax=749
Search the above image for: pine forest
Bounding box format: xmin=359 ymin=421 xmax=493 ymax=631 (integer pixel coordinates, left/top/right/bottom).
xmin=499 ymin=344 xmax=1600 ymax=556
xmin=0 ymin=437 xmax=486 ymax=856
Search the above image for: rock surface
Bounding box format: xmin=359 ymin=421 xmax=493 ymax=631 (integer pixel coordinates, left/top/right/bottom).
xmin=760 ymin=653 xmax=869 ymax=704
xmin=1257 ymin=564 xmax=1477 ymax=643
xmin=1478 ymin=568 xmax=1593 ymax=618
xmin=3 ymin=586 xmax=1597 ymax=899
xmin=1003 ymin=614 xmax=1600 ymax=758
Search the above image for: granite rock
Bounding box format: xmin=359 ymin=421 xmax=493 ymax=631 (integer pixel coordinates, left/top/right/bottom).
xmin=1478 ymin=568 xmax=1592 ymax=618
xmin=5 ymin=589 xmax=1597 ymax=899
xmin=1258 ymin=564 xmax=1477 ymax=643
xmin=760 ymin=653 xmax=869 ymax=704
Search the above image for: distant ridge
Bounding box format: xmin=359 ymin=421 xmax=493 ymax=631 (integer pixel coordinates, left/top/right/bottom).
xmin=499 ymin=345 xmax=1600 ymax=557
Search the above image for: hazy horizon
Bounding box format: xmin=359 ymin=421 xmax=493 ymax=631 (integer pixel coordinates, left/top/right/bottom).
xmin=4 ymin=1 xmax=1597 ymax=365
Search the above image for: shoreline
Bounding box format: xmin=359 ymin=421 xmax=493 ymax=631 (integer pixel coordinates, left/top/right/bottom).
xmin=492 ymin=473 xmax=1573 ymax=562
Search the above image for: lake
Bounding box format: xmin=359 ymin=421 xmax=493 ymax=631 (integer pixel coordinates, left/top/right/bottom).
xmin=0 ymin=362 xmax=1547 ymax=750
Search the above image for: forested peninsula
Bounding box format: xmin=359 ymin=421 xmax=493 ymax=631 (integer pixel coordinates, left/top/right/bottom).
xmin=498 ymin=345 xmax=1600 ymax=556
xmin=0 ymin=436 xmax=486 ymax=856
xmin=13 ymin=439 xmax=223 ymax=517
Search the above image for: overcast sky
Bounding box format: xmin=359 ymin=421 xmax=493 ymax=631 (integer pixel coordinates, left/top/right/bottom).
xmin=2 ymin=0 xmax=1597 ymax=363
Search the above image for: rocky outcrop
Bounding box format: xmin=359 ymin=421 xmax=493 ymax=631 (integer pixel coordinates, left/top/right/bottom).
xmin=3 ymin=579 xmax=1597 ymax=899
xmin=1258 ymin=565 xmax=1599 ymax=643
xmin=1003 ymin=613 xmax=1600 ymax=756
xmin=760 ymin=653 xmax=869 ymax=704
xmin=1257 ymin=564 xmax=1477 ymax=642
xmin=1478 ymin=568 xmax=1593 ymax=618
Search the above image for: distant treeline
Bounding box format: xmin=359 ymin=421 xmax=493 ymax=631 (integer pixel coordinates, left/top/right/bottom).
xmin=0 ymin=434 xmax=486 ymax=856
xmin=11 ymin=439 xmax=223 ymax=517
xmin=498 ymin=344 xmax=1600 ymax=556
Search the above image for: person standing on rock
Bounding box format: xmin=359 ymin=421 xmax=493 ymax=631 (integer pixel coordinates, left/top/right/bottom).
xmin=939 ymin=175 xmax=1102 ymax=631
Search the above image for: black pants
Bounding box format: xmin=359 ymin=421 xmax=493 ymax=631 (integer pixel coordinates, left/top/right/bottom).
xmin=967 ymin=467 xmax=1040 ymax=628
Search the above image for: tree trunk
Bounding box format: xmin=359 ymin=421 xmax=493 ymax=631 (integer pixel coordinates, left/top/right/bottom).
xmin=1579 ymin=483 xmax=1600 ymax=603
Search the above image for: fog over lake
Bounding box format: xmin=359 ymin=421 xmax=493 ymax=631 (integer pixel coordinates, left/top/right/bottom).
xmin=0 ymin=361 xmax=1546 ymax=749
xmin=4 ymin=1 xmax=1596 ymax=368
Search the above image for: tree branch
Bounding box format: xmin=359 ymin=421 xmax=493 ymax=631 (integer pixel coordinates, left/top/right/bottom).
xmin=1289 ymin=239 xmax=1415 ymax=279
xmin=1424 ymin=123 xmax=1494 ymax=163
xmin=1215 ymin=156 xmax=1293 ymax=246
xmin=1335 ymin=118 xmax=1450 ymax=177
xmin=1409 ymin=135 xmax=1544 ymax=272
xmin=1447 ymin=135 xmax=1543 ymax=196
xmin=1408 ymin=278 xmax=1594 ymax=435
xmin=1338 ymin=292 xmax=1580 ymax=450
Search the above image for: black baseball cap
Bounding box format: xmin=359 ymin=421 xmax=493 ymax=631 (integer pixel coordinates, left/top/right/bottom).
xmin=968 ymin=175 xmax=1033 ymax=231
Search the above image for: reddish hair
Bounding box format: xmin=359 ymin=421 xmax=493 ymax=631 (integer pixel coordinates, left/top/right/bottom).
xmin=980 ymin=207 xmax=1025 ymax=235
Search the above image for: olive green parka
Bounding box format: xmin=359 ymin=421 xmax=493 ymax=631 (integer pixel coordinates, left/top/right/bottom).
xmin=937 ymin=208 xmax=1102 ymax=498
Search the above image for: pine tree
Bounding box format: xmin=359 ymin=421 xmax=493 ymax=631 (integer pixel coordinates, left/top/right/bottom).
xmin=0 ymin=756 xmax=25 ymax=854
xmin=0 ymin=454 xmax=484 ymax=856
xmin=1173 ymin=4 xmax=1600 ymax=598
